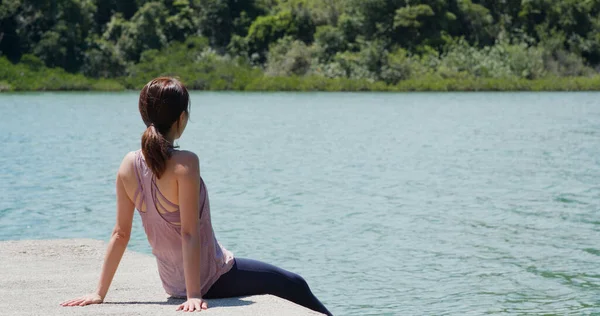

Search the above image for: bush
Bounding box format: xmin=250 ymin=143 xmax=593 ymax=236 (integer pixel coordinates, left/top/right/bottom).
xmin=20 ymin=54 xmax=45 ymax=71
xmin=503 ymin=43 xmax=546 ymax=79
xmin=380 ymin=48 xmax=416 ymax=84
xmin=123 ymin=37 xmax=263 ymax=90
xmin=0 ymin=81 xmax=13 ymax=92
xmin=0 ymin=57 xmax=123 ymax=91
xmin=544 ymin=50 xmax=595 ymax=77
xmin=435 ymin=39 xmax=549 ymax=79
xmin=82 ymin=40 xmax=128 ymax=78
xmin=438 ymin=39 xmax=512 ymax=78
xmin=265 ymin=37 xmax=313 ymax=76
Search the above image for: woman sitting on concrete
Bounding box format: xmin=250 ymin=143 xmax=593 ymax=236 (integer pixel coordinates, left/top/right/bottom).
xmin=60 ymin=77 xmax=331 ymax=315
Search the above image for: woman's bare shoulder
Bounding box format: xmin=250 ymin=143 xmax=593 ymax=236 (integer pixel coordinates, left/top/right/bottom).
xmin=172 ymin=150 xmax=199 ymax=163
xmin=117 ymin=151 xmax=138 ymax=177
xmin=171 ymin=150 xmax=200 ymax=175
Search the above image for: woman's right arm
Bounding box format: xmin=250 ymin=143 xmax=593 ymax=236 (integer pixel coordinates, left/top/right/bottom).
xmin=61 ymin=154 xmax=135 ymax=306
xmin=173 ymin=151 xmax=207 ymax=312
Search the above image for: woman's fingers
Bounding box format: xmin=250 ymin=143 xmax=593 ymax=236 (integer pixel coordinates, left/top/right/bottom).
xmin=67 ymin=298 xmax=83 ymax=306
xmin=61 ymin=294 xmax=103 ymax=307
xmin=60 ymin=299 xmax=75 ymax=306
xmin=176 ymin=300 xmax=207 ymax=312
xmin=66 ymin=298 xmax=82 ymax=306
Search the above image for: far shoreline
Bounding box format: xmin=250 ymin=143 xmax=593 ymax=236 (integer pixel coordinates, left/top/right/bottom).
xmin=2 ymin=76 xmax=600 ymax=93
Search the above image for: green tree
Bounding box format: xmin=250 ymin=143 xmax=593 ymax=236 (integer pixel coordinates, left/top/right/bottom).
xmin=0 ymin=0 xmax=96 ymax=71
xmin=454 ymin=0 xmax=496 ymax=45
xmin=519 ymin=0 xmax=600 ymax=64
xmin=116 ymin=2 xmax=169 ymax=62
xmin=197 ymin=0 xmax=265 ymax=49
xmin=82 ymin=38 xmax=127 ymax=78
xmin=246 ymin=9 xmax=315 ymax=60
xmin=314 ymin=25 xmax=346 ymax=62
xmin=0 ymin=0 xmax=21 ymax=61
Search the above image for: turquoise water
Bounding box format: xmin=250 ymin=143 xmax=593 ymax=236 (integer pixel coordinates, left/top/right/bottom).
xmin=1 ymin=92 xmax=599 ymax=315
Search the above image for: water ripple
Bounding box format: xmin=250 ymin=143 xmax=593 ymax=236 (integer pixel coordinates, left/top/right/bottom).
xmin=1 ymin=92 xmax=600 ymax=315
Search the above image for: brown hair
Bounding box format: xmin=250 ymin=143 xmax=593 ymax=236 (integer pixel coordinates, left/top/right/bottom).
xmin=139 ymin=77 xmax=190 ymax=178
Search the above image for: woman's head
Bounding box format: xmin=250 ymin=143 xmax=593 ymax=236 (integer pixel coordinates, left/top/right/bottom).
xmin=139 ymin=77 xmax=190 ymax=178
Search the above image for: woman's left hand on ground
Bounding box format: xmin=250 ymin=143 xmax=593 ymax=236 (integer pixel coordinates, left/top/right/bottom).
xmin=176 ymin=297 xmax=208 ymax=312
xmin=60 ymin=293 xmax=104 ymax=307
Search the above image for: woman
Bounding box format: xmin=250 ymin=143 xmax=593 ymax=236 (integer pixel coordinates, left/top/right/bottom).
xmin=60 ymin=77 xmax=332 ymax=315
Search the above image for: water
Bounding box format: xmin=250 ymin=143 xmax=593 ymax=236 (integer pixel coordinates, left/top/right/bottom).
xmin=1 ymin=92 xmax=599 ymax=315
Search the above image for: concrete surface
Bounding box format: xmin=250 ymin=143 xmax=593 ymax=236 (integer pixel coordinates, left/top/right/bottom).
xmin=0 ymin=239 xmax=323 ymax=316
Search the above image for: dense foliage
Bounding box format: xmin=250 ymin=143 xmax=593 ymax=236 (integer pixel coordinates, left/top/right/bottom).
xmin=1 ymin=0 xmax=600 ymax=91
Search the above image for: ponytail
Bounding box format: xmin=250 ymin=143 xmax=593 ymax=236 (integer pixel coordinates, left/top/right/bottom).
xmin=141 ymin=125 xmax=173 ymax=179
xmin=138 ymin=77 xmax=189 ymax=178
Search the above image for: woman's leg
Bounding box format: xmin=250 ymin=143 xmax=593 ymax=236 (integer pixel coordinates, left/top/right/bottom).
xmin=205 ymin=258 xmax=332 ymax=315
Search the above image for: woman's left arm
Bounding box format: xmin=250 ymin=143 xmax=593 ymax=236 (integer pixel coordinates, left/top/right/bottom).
xmin=61 ymin=155 xmax=135 ymax=306
xmin=95 ymin=164 xmax=136 ymax=299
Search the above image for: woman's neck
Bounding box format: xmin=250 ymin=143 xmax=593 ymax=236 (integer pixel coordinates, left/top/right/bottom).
xmin=165 ymin=130 xmax=177 ymax=144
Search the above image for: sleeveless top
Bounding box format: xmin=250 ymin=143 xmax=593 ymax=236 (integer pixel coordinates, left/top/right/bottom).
xmin=132 ymin=150 xmax=234 ymax=297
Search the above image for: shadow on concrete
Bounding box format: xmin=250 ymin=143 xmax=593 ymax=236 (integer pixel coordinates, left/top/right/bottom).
xmin=104 ymin=296 xmax=255 ymax=308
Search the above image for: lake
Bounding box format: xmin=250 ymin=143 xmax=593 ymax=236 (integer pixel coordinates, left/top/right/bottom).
xmin=0 ymin=92 xmax=599 ymax=315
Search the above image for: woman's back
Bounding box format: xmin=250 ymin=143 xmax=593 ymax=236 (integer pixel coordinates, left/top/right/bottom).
xmin=120 ymin=150 xmax=187 ymax=218
xmin=120 ymin=149 xmax=234 ymax=297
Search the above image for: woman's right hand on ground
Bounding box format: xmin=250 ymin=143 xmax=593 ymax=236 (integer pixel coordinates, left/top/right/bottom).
xmin=176 ymin=297 xmax=208 ymax=312
xmin=60 ymin=293 xmax=104 ymax=307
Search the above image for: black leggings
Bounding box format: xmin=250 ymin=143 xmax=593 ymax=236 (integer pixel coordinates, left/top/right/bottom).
xmin=205 ymin=258 xmax=332 ymax=315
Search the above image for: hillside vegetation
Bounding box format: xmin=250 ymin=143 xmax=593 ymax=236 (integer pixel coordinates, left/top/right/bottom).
xmin=1 ymin=0 xmax=599 ymax=91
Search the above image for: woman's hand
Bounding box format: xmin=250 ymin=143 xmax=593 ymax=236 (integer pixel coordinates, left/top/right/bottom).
xmin=60 ymin=293 xmax=103 ymax=307
xmin=176 ymin=297 xmax=208 ymax=312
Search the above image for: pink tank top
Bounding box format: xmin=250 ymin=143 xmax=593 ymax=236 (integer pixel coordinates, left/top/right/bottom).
xmin=132 ymin=150 xmax=234 ymax=297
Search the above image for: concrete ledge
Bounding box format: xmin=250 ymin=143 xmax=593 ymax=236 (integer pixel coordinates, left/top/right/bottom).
xmin=0 ymin=239 xmax=323 ymax=316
